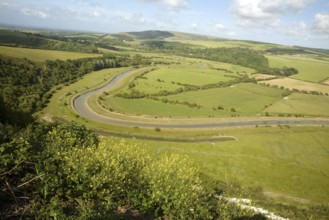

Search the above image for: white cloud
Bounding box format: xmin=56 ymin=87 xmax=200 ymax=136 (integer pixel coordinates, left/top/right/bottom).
xmin=21 ymin=8 xmax=48 ymax=18
xmin=137 ymin=0 xmax=188 ymax=9
xmin=230 ymin=0 xmax=315 ymax=27
xmin=313 ymin=12 xmax=329 ymax=33
xmin=191 ymin=23 xmax=198 ymax=30
xmin=0 ymin=2 xmax=12 ymax=9
xmin=227 ymin=31 xmax=237 ymax=36
xmin=280 ymin=21 xmax=310 ymax=39
xmin=214 ymin=23 xmax=226 ymax=30
xmin=113 ymin=12 xmax=150 ymax=28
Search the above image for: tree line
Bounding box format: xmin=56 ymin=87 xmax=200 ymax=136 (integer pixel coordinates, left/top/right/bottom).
xmin=0 ymin=30 xmax=98 ymax=53
xmin=0 ymin=54 xmax=153 ymax=126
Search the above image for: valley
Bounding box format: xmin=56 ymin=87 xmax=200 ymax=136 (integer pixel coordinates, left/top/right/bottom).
xmin=1 ymin=28 xmax=329 ymax=219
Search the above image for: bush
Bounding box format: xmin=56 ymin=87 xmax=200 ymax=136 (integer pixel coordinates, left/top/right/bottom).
xmin=1 ymin=122 xmax=260 ymax=219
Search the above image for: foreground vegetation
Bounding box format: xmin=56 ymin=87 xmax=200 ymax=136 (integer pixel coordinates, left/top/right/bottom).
xmin=1 ymin=121 xmax=262 ymax=219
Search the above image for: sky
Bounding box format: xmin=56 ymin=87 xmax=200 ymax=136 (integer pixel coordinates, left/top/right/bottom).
xmin=0 ymin=0 xmax=329 ymax=49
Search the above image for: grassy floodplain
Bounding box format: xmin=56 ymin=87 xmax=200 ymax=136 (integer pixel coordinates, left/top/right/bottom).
xmin=35 ymin=30 xmax=329 ymax=217
xmin=108 ymin=83 xmax=285 ymax=117
xmin=105 ymin=125 xmax=329 ymax=203
xmin=42 ymin=66 xmax=329 ymax=203
xmin=0 ymin=45 xmax=102 ymax=62
xmin=267 ymin=54 xmax=329 ymax=83
xmin=41 ymin=67 xmax=130 ymax=122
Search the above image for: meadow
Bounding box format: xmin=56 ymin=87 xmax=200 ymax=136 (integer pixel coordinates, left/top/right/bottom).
xmin=107 ymin=83 xmax=284 ymax=117
xmin=34 ymin=31 xmax=329 ymax=218
xmin=266 ymin=54 xmax=329 ymax=83
xmin=43 ymin=65 xmax=329 ymax=203
xmin=259 ymin=77 xmax=329 ymax=94
xmin=0 ymin=45 xmax=101 ymax=62
xmin=265 ymin=92 xmax=329 ymax=117
xmin=106 ymin=125 xmax=329 ymax=203
xmin=40 ymin=67 xmax=130 ymax=122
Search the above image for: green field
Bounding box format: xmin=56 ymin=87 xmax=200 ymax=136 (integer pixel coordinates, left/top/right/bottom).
xmin=0 ymin=45 xmax=101 ymax=62
xmin=266 ymin=92 xmax=329 ymax=117
xmin=106 ymin=83 xmax=284 ymax=117
xmin=259 ymin=77 xmax=329 ymax=94
xmin=123 ymin=65 xmax=241 ymax=94
xmin=41 ymin=67 xmax=129 ymax=121
xmin=170 ymin=39 xmax=286 ymax=51
xmin=107 ymin=126 xmax=329 ymax=203
xmin=267 ymin=55 xmax=329 ymax=83
xmin=35 ymin=30 xmax=329 ymax=212
xmin=148 ymin=66 xmax=237 ymax=83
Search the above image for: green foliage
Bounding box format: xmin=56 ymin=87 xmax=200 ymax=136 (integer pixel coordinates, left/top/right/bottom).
xmin=0 ymin=55 xmax=122 ymax=125
xmin=141 ymin=42 xmax=269 ymax=71
xmin=0 ymin=29 xmax=98 ymax=53
xmin=259 ymin=66 xmax=299 ymax=76
xmin=2 ymin=121 xmax=264 ymax=219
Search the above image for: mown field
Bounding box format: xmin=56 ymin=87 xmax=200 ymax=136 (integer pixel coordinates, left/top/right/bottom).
xmin=98 ymin=62 xmax=327 ymax=118
xmin=265 ymin=92 xmax=329 ymax=117
xmin=0 ymin=45 xmax=101 ymax=62
xmin=259 ymin=77 xmax=329 ymax=94
xmin=267 ymin=55 xmax=329 ymax=83
xmin=107 ymin=83 xmax=284 ymax=117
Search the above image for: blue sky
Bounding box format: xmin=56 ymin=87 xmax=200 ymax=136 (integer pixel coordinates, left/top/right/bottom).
xmin=0 ymin=0 xmax=329 ymax=48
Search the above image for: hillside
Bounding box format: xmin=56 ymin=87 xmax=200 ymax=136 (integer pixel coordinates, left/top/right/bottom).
xmin=1 ymin=28 xmax=329 ymax=219
xmin=0 ymin=29 xmax=98 ymax=53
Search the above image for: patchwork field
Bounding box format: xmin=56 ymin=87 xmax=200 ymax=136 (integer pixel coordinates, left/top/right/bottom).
xmin=259 ymin=77 xmax=329 ymax=94
xmin=106 ymin=81 xmax=285 ymax=117
xmin=265 ymin=92 xmax=329 ymax=117
xmin=0 ymin=45 xmax=101 ymax=62
xmin=35 ymin=30 xmax=329 ymax=215
xmin=172 ymin=39 xmax=288 ymax=51
xmin=267 ymin=55 xmax=329 ymax=83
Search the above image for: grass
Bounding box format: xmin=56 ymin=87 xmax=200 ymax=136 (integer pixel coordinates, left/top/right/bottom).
xmin=124 ymin=65 xmax=238 ymax=95
xmin=40 ymin=67 xmax=129 ymax=122
xmin=267 ymin=55 xmax=329 ymax=83
xmin=105 ymin=125 xmax=329 ymax=203
xmin=171 ymin=39 xmax=286 ymax=51
xmin=107 ymin=83 xmax=284 ymax=117
xmin=145 ymin=66 xmax=236 ymax=85
xmin=0 ymin=45 xmax=101 ymax=62
xmin=265 ymin=93 xmax=329 ymax=117
xmin=259 ymin=77 xmax=329 ymax=94
xmin=41 ymin=60 xmax=329 ymax=206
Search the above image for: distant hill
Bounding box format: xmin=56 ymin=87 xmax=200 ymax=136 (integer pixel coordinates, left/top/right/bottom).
xmin=0 ymin=29 xmax=98 ymax=53
xmin=293 ymin=46 xmax=329 ymax=56
xmin=111 ymin=30 xmax=226 ymax=41
xmin=111 ymin=30 xmax=173 ymax=40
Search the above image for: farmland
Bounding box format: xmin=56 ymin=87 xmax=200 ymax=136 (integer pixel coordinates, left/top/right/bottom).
xmin=259 ymin=77 xmax=329 ymax=94
xmin=0 ymin=45 xmax=101 ymax=62
xmin=267 ymin=54 xmax=329 ymax=83
xmin=106 ymin=82 xmax=285 ymax=117
xmin=2 ymin=28 xmax=329 ymax=219
xmin=265 ymin=92 xmax=329 ymax=117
